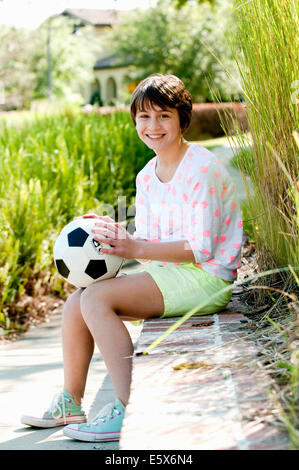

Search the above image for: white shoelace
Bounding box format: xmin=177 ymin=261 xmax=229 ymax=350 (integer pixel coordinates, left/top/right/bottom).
xmin=49 ymin=392 xmax=67 ymax=424
xmin=91 ymin=402 xmax=115 ymax=424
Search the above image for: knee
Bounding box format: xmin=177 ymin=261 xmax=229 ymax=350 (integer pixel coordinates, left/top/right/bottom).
xmin=62 ymin=288 xmax=84 ymax=323
xmin=80 ymin=282 xmax=113 ymax=322
xmin=80 ymin=284 xmax=96 ymax=313
xmin=80 ymin=283 xmax=103 ymax=320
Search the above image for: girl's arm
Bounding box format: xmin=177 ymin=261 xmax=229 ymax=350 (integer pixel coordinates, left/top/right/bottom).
xmin=131 ymin=235 xmax=150 ymax=264
xmin=133 ymin=239 xmax=196 ymax=264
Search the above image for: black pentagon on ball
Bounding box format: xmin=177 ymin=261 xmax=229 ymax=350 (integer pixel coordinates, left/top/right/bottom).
xmin=85 ymin=259 xmax=108 ymax=279
xmin=55 ymin=259 xmax=70 ymax=279
xmin=68 ymin=227 xmax=89 ymax=247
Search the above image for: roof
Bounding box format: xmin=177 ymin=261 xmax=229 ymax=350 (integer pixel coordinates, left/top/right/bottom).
xmin=94 ymin=54 xmax=129 ymax=70
xmin=62 ymin=8 xmax=119 ymax=26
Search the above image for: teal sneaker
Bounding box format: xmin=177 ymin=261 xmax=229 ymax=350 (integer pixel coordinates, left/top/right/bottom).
xmin=21 ymin=391 xmax=87 ymax=428
xmin=63 ymin=398 xmax=125 ymax=442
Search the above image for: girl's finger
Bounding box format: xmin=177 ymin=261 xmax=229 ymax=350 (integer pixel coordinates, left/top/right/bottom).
xmin=94 ymin=221 xmax=116 ymax=227
xmin=73 ymin=214 xmax=99 ymax=221
xmin=93 ymin=222 xmax=117 ymax=234
xmin=93 ymin=236 xmax=116 ymax=246
xmin=92 ymin=228 xmax=115 ymax=238
xmin=79 ymin=214 xmax=115 ymax=221
xmin=99 ymin=215 xmax=115 ymax=222
xmin=100 ymin=248 xmax=117 ymax=256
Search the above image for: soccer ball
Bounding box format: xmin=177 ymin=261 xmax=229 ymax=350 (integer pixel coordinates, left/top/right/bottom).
xmin=53 ymin=218 xmax=124 ymax=288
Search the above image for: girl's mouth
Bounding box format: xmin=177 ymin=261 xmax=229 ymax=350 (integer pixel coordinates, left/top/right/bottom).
xmin=146 ymin=134 xmax=165 ymax=140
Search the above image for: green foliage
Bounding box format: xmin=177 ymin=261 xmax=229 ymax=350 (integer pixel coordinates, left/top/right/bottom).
xmin=32 ymin=16 xmax=96 ymax=101
xmin=0 ymin=108 xmax=153 ymax=331
xmin=227 ymin=0 xmax=299 ymax=272
xmin=230 ymin=146 xmax=254 ymax=177
xmin=0 ymin=25 xmax=36 ymax=109
xmin=107 ymin=0 xmax=241 ymax=102
xmin=172 ymin=0 xmax=216 ymax=8
xmin=0 ymin=16 xmax=96 ymax=109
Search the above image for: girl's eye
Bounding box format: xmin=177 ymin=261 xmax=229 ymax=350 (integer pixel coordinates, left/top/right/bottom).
xmin=161 ymin=114 xmax=170 ymax=119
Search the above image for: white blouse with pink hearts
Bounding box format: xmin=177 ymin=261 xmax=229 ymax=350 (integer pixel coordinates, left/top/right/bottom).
xmin=133 ymin=142 xmax=243 ymax=282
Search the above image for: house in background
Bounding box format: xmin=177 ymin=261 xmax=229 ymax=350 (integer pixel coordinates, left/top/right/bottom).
xmin=62 ymin=8 xmax=134 ymax=105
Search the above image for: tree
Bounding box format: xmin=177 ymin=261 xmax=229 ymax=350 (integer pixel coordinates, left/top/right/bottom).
xmin=0 ymin=15 xmax=97 ymax=110
xmin=0 ymin=26 xmax=36 ymax=109
xmin=31 ymin=16 xmax=96 ymax=102
xmin=106 ymin=0 xmax=241 ymax=102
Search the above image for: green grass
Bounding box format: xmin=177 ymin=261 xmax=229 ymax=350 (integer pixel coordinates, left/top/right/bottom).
xmin=230 ymin=146 xmax=254 ymax=176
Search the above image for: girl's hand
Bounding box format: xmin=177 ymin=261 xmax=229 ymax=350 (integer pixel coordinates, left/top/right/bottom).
xmin=74 ymin=214 xmax=115 ymax=223
xmin=91 ymin=220 xmax=137 ymax=260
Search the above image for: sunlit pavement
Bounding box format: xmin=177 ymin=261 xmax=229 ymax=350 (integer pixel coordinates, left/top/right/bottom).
xmin=0 ymin=266 xmax=142 ymax=451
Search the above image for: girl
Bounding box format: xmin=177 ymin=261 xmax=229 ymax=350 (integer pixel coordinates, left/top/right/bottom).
xmin=21 ymin=74 xmax=243 ymax=442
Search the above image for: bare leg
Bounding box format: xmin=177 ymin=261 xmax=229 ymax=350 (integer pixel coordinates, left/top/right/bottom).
xmin=80 ymin=272 xmax=164 ymax=406
xmin=79 ymin=302 xmax=133 ymax=406
xmin=62 ymin=289 xmax=95 ymax=405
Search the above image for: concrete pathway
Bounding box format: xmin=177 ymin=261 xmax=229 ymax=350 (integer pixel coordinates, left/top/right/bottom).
xmin=0 ymin=267 xmax=142 ymax=450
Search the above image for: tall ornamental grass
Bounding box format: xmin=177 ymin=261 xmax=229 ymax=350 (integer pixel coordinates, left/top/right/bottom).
xmin=226 ymin=0 xmax=299 ymax=287
xmin=226 ymin=0 xmax=299 ymax=445
xmin=0 ymin=107 xmax=153 ymax=333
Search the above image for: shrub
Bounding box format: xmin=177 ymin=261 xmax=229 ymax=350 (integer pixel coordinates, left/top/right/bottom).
xmin=183 ymin=102 xmax=248 ymax=140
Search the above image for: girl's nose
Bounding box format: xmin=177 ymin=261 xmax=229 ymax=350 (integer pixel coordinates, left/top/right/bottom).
xmin=147 ymin=117 xmax=161 ymax=129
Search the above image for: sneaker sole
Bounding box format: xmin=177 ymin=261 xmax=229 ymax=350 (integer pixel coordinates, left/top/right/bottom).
xmin=63 ymin=426 xmax=120 ymax=442
xmin=21 ymin=415 xmax=86 ymax=428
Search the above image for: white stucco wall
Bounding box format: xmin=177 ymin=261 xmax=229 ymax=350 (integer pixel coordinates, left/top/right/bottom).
xmin=92 ymin=67 xmax=131 ymax=105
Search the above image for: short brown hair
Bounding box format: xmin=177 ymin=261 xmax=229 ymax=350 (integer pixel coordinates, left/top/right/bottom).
xmin=130 ymin=74 xmax=192 ymax=132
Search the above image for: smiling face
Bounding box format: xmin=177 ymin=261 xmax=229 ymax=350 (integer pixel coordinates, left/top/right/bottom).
xmin=135 ymin=103 xmax=182 ymax=154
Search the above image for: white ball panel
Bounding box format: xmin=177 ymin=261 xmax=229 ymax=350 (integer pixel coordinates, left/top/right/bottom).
xmin=63 ymin=247 xmax=89 ymax=269
xmin=105 ymin=254 xmax=124 ymax=274
xmin=67 ymin=269 xmax=95 ymax=288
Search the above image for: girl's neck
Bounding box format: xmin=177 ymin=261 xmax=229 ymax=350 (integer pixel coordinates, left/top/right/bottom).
xmin=156 ymin=138 xmax=190 ymax=169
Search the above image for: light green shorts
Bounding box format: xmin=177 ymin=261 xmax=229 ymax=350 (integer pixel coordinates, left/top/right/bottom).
xmin=122 ymin=262 xmax=233 ymax=319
